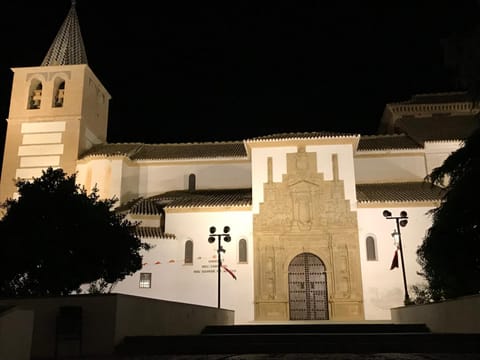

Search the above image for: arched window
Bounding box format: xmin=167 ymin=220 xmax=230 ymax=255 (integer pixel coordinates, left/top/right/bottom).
xmin=239 ymin=239 xmax=247 ymax=263
xmin=188 ymin=173 xmax=196 ymax=192
xmin=184 ymin=240 xmax=193 ymax=264
xmin=366 ymin=235 xmax=377 ymax=261
xmin=28 ymin=80 xmax=43 ymax=109
xmin=53 ymin=79 xmax=65 ymax=107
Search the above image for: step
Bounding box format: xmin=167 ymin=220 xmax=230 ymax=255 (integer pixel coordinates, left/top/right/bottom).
xmin=201 ymin=322 xmax=432 ymax=334
xmin=116 ymin=332 xmax=480 ymax=356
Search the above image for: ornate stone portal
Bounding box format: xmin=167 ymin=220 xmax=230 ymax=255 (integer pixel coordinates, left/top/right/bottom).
xmin=253 ymin=146 xmax=364 ymax=321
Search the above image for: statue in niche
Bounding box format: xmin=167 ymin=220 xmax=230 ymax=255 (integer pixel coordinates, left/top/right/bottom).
xmin=292 ymin=194 xmax=312 ymax=231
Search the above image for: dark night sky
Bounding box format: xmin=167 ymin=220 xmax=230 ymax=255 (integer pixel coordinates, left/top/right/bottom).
xmin=1 ymin=0 xmax=479 ymax=165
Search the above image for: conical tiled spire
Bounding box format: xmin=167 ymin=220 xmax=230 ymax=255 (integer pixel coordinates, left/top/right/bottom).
xmin=41 ymin=0 xmax=88 ymax=66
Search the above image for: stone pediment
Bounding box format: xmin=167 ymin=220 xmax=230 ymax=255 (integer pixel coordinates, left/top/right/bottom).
xmin=255 ymin=149 xmax=357 ymax=233
xmin=287 ymin=179 xmax=321 ymax=189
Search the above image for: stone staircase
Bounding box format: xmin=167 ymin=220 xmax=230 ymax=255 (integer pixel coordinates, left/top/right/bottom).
xmin=115 ymin=322 xmax=480 ymax=356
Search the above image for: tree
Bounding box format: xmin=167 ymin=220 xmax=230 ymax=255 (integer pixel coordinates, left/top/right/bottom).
xmin=0 ymin=167 xmax=151 ymax=297
xmin=417 ymin=126 xmax=480 ymax=300
xmin=416 ymin=8 xmax=480 ymax=301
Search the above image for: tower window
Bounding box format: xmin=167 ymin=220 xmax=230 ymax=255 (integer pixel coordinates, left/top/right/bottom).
xmin=366 ymin=235 xmax=377 ymax=261
xmin=239 ymin=238 xmax=247 ymax=263
xmin=28 ymin=81 xmax=43 ymax=109
xmin=54 ymin=80 xmax=65 ymax=107
xmin=185 ymin=240 xmax=193 ymax=264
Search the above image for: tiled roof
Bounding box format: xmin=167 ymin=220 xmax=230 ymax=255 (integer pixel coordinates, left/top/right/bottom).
xmin=117 ymin=196 xmax=168 ymax=216
xmin=134 ymin=226 xmax=175 ymax=239
xmin=133 ymin=143 xmax=246 ymax=160
xmin=131 ymin=198 xmax=162 ymax=216
xmin=396 ymin=115 xmax=479 ymax=143
xmin=358 ymin=134 xmax=422 ymax=151
xmin=122 ymin=182 xmax=443 ymax=217
xmin=80 ymin=133 xmax=364 ymax=160
xmin=115 ymin=197 xmax=143 ymax=214
xmin=398 ymin=91 xmax=470 ymax=104
xmin=248 ymin=131 xmax=357 ymax=141
xmin=81 ymin=143 xmax=143 ymax=158
xmin=124 ymin=183 xmax=444 ymax=210
xmin=162 ymin=189 xmax=252 ymax=208
xmin=79 ymin=142 xmax=247 ymax=160
xmin=120 ymin=189 xmax=252 ymax=214
xmin=356 ymin=182 xmax=445 ymax=203
xmin=41 ymin=2 xmax=88 ymax=66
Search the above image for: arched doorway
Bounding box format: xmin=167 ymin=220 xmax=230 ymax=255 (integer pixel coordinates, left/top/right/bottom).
xmin=288 ymin=252 xmax=328 ymax=320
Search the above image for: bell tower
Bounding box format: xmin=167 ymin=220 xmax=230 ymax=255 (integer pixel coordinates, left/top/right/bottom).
xmin=0 ymin=1 xmax=111 ymax=203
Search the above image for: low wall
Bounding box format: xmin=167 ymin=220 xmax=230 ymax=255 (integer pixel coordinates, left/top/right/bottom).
xmin=0 ymin=294 xmax=234 ymax=359
xmin=391 ymin=294 xmax=480 ymax=333
xmin=0 ymin=306 xmax=34 ymax=360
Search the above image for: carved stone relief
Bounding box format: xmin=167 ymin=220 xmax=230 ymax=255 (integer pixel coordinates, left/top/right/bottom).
xmin=254 ymin=147 xmax=364 ymax=321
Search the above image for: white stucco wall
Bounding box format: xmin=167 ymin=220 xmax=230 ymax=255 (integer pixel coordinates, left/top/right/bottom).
xmin=137 ymin=161 xmax=252 ymax=197
xmin=354 ymin=153 xmax=427 ymax=183
xmin=357 ymin=206 xmax=434 ymax=320
xmin=113 ymin=209 xmax=254 ymax=324
xmin=109 ymin=159 xmax=123 ymax=199
xmin=424 ymin=141 xmax=462 ymax=175
xmin=75 ymin=158 xmax=111 ymax=198
xmin=78 ymin=159 xmax=252 ymax=204
xmin=120 ymin=162 xmax=140 ymax=204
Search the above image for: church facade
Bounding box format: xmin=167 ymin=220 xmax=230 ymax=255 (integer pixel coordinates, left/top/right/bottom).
xmin=1 ymin=3 xmax=478 ymax=324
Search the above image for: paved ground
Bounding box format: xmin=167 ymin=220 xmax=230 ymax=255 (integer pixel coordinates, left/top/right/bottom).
xmin=148 ymin=355 xmax=480 ymax=360
xmin=84 ymin=354 xmax=480 ymax=359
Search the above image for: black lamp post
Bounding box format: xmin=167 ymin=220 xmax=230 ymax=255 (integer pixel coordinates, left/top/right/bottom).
xmin=383 ymin=210 xmax=411 ymax=305
xmin=208 ymin=226 xmax=231 ymax=308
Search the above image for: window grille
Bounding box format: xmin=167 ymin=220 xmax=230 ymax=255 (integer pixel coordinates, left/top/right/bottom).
xmin=139 ymin=273 xmax=152 ymax=288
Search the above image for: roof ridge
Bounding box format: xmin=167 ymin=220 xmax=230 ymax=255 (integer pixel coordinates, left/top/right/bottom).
xmin=246 ymin=131 xmax=360 ymax=141
xmin=141 ymin=140 xmax=244 ymax=146
xmin=360 ymin=133 xmax=407 ymax=139
xmin=127 ymin=144 xmax=145 ymax=158
xmin=105 ymin=140 xmax=244 ymax=146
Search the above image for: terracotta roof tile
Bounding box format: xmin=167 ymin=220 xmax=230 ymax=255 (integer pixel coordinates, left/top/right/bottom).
xmin=80 ymin=143 xmax=144 ymax=158
xmin=398 ymin=91 xmax=470 ymax=104
xmin=131 ymin=198 xmax=162 ymax=215
xmin=120 ymin=189 xmax=252 ymax=214
xmin=159 ymin=189 xmax=252 ymax=209
xmin=132 ymin=142 xmax=246 ymax=160
xmin=135 ymin=226 xmax=175 ymax=239
xmin=80 ymin=142 xmax=247 ymax=160
xmin=358 ymin=134 xmax=422 ymax=151
xmin=247 ymin=131 xmax=358 ymax=141
xmin=123 ymin=182 xmax=443 ymax=214
xmin=356 ymin=182 xmax=445 ymax=203
xmin=41 ymin=2 xmax=88 ymax=66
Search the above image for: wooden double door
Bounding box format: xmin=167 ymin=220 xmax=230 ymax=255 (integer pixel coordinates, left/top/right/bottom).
xmin=288 ymin=252 xmax=329 ymax=320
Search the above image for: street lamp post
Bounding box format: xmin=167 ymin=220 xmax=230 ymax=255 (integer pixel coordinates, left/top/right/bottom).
xmin=383 ymin=210 xmax=411 ymax=305
xmin=208 ymin=226 xmax=231 ymax=308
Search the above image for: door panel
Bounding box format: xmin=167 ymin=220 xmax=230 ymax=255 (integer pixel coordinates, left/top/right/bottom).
xmin=288 ymin=253 xmax=328 ymax=320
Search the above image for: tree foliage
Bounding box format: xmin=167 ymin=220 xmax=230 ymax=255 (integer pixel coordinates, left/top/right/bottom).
xmin=0 ymin=167 xmax=151 ymax=297
xmin=416 ymin=14 xmax=480 ymax=301
xmin=417 ymin=126 xmax=480 ymax=300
